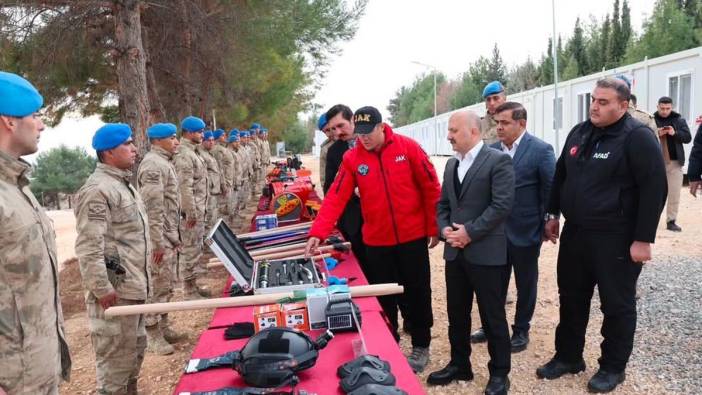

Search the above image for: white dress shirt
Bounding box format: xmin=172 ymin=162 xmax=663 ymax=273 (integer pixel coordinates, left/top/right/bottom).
xmin=500 ymin=130 xmax=527 ymax=158
xmin=455 ymin=140 xmax=484 ymax=183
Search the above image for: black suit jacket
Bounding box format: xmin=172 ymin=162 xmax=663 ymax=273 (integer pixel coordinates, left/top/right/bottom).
xmin=324 ymin=139 xmax=362 ymax=235
xmin=437 ymin=144 xmax=515 ymax=265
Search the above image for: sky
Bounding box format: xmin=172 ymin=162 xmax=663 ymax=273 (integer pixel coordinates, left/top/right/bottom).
xmin=29 ymin=0 xmax=658 ymax=161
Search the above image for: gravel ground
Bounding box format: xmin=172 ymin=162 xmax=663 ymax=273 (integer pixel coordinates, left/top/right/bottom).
xmin=628 ymin=255 xmax=702 ymax=394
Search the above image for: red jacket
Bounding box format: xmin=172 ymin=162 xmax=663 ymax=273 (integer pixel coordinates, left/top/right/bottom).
xmin=309 ymin=124 xmax=441 ymax=247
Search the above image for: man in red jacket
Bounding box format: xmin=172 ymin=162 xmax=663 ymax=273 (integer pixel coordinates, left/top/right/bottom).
xmin=305 ymin=106 xmax=441 ymax=373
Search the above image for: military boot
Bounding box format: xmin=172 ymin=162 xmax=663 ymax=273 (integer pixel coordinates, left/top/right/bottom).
xmin=195 ymin=278 xmax=212 ymax=298
xmin=146 ymin=324 xmax=175 ymax=355
xmin=160 ymin=315 xmax=186 ymax=344
xmin=183 ymin=279 xmax=205 ymax=300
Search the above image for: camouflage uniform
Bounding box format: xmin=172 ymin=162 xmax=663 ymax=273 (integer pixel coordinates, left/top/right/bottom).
xmin=319 ymin=138 xmax=333 ymax=189
xmin=239 ymin=143 xmax=253 ymax=209
xmin=480 ymin=112 xmax=499 ymax=145
xmin=230 ymin=145 xmax=245 ymax=222
xmin=257 ymin=137 xmax=270 ymax=190
xmin=249 ymin=138 xmax=261 ymax=198
xmin=74 ymin=163 xmax=151 ymax=395
xmin=136 ymin=146 xmax=180 ymax=339
xmin=628 ymin=103 xmax=658 ymax=139
xmin=0 ymin=150 xmax=71 ymax=395
xmin=212 ymin=142 xmax=235 ymax=225
xmin=172 ymin=138 xmax=208 ymax=286
xmin=201 ymin=146 xmax=222 ymax=232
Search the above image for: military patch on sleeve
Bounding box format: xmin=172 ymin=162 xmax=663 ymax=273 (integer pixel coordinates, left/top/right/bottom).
xmin=87 ymin=201 xmax=107 ymax=220
xmin=144 ymin=170 xmax=161 ymax=184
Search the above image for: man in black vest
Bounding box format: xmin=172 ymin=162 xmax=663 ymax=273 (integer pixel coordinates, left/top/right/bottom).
xmin=537 ymin=78 xmax=667 ymax=393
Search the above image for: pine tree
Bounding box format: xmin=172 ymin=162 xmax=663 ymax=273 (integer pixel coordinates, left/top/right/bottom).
xmin=601 ymin=14 xmax=612 ymax=70
xmin=539 ymin=38 xmax=554 ymax=85
xmin=487 ymin=44 xmax=508 ymax=85
xmin=570 ymin=17 xmax=588 ymax=76
xmin=622 ymin=0 xmax=633 ymax=47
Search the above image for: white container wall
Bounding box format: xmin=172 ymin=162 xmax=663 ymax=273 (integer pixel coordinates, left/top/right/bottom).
xmin=395 ymin=47 xmax=702 ymax=165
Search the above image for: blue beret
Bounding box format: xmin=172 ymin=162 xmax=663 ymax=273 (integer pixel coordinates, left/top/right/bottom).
xmin=92 ymin=123 xmax=132 ymax=151
xmin=482 ymin=81 xmax=505 ymax=98
xmin=213 ymin=129 xmax=224 ymax=139
xmin=239 ymin=130 xmax=250 ymax=138
xmin=318 ymin=113 xmax=328 ymax=130
xmin=147 ymin=123 xmax=177 ymax=139
xmin=250 ymin=122 xmax=261 ymax=130
xmin=261 ymin=128 xmax=268 ymax=133
xmin=615 ymin=74 xmax=632 ymax=89
xmin=181 ymin=116 xmax=206 ymax=132
xmin=250 ymin=128 xmax=259 ymax=135
xmin=203 ymin=130 xmax=214 ymax=140
xmin=227 ymin=132 xmax=240 ymax=143
xmin=0 ymin=71 xmax=44 ymax=117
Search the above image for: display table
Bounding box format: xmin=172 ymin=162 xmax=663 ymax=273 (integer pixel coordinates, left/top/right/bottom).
xmin=172 ymin=188 xmax=426 ymax=395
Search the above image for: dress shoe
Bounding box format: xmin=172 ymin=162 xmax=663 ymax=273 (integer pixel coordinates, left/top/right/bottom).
xmin=587 ymin=369 xmax=625 ymax=393
xmin=536 ymin=357 xmax=586 ymax=379
xmin=470 ymin=327 xmax=487 ymax=343
xmin=427 ymin=364 xmax=473 ymax=385
xmin=484 ymin=376 xmax=510 ymax=395
xmin=667 ymin=221 xmax=682 ymax=232
xmin=510 ymin=331 xmax=529 ymax=353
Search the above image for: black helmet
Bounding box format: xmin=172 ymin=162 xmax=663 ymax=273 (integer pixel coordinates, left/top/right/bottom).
xmin=232 ymin=327 xmax=334 ymax=387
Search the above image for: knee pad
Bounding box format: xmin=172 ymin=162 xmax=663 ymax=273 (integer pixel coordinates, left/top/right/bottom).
xmin=339 ymin=367 xmax=395 ymax=393
xmin=337 ymin=355 xmax=391 ymax=378
xmin=347 ymin=384 xmax=408 ymax=395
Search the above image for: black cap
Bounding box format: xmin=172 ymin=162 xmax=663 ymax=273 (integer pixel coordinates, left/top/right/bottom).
xmin=353 ymin=106 xmax=382 ymax=134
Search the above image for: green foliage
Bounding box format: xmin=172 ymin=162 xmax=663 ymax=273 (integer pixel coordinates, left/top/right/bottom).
xmin=450 ymin=74 xmax=481 ymax=109
xmin=388 ymin=0 xmax=702 ymax=124
xmin=388 ymin=73 xmax=447 ymax=126
xmin=281 ymin=121 xmax=311 ymax=154
xmin=30 ymin=146 xmax=96 ymax=197
xmin=625 ymin=0 xmax=698 ymax=63
xmin=0 ymin=0 xmax=367 ymax=143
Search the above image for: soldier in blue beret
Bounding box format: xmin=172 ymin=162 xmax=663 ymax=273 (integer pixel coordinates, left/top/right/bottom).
xmin=0 ymin=71 xmax=72 ymax=394
xmin=181 ymin=116 xmax=206 ymax=133
xmin=477 ymin=81 xmax=507 ymax=147
xmin=173 ymin=116 xmax=210 ymax=299
xmin=227 ymin=130 xmax=245 ymax=220
xmin=137 ymin=122 xmax=183 ymax=355
xmin=212 ymin=129 xmax=224 ymax=140
xmin=92 ymin=123 xmax=136 ymax=165
xmin=75 ymin=122 xmax=150 ymax=393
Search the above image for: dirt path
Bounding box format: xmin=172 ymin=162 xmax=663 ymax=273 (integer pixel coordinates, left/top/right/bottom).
xmin=57 ymin=154 xmax=696 ymax=394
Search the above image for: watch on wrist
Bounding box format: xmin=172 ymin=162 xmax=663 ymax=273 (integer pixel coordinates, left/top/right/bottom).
xmin=545 ymin=213 xmax=560 ymax=221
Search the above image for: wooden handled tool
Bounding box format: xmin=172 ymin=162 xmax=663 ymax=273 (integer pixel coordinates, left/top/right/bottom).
xmin=207 ymin=253 xmax=332 ymax=269
xmin=105 ymin=283 xmax=403 ymax=317
xmin=251 ymin=242 xmax=349 ymax=260
xmin=237 ymin=222 xmax=311 ymax=239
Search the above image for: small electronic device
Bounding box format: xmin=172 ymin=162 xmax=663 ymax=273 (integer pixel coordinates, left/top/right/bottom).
xmin=325 ymin=293 xmax=362 ymax=332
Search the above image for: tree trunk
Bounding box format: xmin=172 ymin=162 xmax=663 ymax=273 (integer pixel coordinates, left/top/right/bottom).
xmin=112 ymin=0 xmax=151 ymax=171
xmin=141 ymin=20 xmax=166 ymax=123
xmin=177 ymin=0 xmax=193 ymax=119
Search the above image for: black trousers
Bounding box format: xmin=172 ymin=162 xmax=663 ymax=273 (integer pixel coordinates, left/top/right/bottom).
xmin=507 ymin=241 xmax=540 ymax=333
xmin=365 ymin=237 xmax=433 ymax=348
xmin=446 ymin=253 xmax=511 ymax=377
xmin=554 ymin=223 xmax=642 ymax=373
xmin=339 ymin=227 xmax=370 ymax=280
